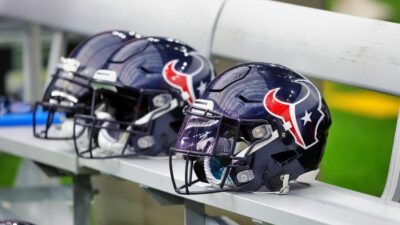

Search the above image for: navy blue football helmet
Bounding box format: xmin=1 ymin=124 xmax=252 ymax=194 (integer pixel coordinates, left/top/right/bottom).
xmin=73 ymin=37 xmax=215 ymax=158
xmin=170 ymin=62 xmax=331 ymax=194
xmin=33 ymin=30 xmax=142 ymax=139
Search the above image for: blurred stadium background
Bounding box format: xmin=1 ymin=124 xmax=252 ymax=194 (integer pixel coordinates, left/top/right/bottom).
xmin=0 ymin=0 xmax=399 ymax=224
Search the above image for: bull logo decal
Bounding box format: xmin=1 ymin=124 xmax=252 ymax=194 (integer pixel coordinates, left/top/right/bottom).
xmin=263 ymin=80 xmax=325 ymax=149
xmin=163 ymin=54 xmax=207 ymax=104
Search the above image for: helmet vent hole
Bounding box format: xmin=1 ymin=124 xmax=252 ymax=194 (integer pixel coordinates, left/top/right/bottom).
xmin=272 ymin=73 xmax=286 ymax=78
xmin=139 ymin=66 xmax=154 ymax=74
xmin=238 ymin=95 xmax=261 ymax=103
xmin=271 ymin=150 xmax=297 ymax=165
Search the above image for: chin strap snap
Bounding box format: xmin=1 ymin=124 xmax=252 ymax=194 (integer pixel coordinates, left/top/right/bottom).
xmin=278 ymin=174 xmax=290 ymax=195
xmin=254 ymin=173 xmax=290 ymax=195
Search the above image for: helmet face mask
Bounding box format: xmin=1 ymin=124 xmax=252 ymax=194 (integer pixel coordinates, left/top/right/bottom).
xmin=169 ymin=62 xmax=331 ymax=195
xmin=170 ymin=104 xmax=281 ymax=194
xmin=73 ymin=86 xmax=178 ymax=158
xmin=33 ymin=68 xmax=94 ymax=140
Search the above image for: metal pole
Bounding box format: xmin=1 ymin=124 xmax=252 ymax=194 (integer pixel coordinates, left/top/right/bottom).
xmin=46 ymin=30 xmax=66 ymax=88
xmin=73 ymin=175 xmax=93 ymax=225
xmin=184 ymin=199 xmax=205 ymax=225
xmin=382 ymin=110 xmax=400 ymax=202
xmin=22 ymin=24 xmax=42 ymax=102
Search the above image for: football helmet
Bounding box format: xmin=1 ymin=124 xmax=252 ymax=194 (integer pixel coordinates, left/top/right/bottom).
xmin=169 ymin=62 xmax=331 ymax=194
xmin=73 ymin=37 xmax=215 ymax=158
xmin=33 ymin=30 xmax=142 ymax=139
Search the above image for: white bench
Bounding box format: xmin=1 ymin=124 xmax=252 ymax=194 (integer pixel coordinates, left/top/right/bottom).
xmin=0 ymin=0 xmax=399 ymax=224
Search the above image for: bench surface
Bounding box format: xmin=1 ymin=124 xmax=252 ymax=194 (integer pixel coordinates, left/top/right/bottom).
xmin=0 ymin=127 xmax=398 ymax=224
xmin=0 ymin=126 xmax=80 ymax=173
xmin=80 ymin=155 xmax=400 ymax=225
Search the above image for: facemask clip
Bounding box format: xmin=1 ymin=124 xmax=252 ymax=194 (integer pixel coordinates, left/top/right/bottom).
xmin=153 ymin=94 xmax=172 ymax=107
xmin=138 ymin=136 xmax=155 ymax=149
xmin=252 ymin=124 xmax=273 ymax=139
xmin=236 ymin=170 xmax=255 ymax=183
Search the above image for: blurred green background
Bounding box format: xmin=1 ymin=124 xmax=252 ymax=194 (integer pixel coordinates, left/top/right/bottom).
xmin=319 ymin=83 xmax=399 ymax=196
xmin=318 ymin=0 xmax=400 ymax=196
xmin=0 ymin=0 xmax=399 ymax=199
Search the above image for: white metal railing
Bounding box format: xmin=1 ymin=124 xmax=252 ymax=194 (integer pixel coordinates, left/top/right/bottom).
xmin=0 ymin=0 xmax=225 ymax=56
xmin=382 ymin=110 xmax=400 ymax=201
xmin=212 ymin=0 xmax=400 ymax=95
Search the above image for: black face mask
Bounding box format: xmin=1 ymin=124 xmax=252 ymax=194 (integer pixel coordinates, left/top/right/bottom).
xmin=169 ymin=105 xmax=270 ymax=194
xmin=33 ymin=70 xmax=93 ymax=140
xmin=73 ymin=87 xmax=178 ymax=159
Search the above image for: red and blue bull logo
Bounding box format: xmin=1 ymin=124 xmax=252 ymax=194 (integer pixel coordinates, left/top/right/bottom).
xmin=162 ymin=52 xmax=213 ymax=104
xmin=264 ymin=80 xmax=325 ymax=149
xmin=162 ymin=59 xmax=196 ymax=103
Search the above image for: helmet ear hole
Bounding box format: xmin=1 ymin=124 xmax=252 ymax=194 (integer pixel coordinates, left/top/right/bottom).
xmin=271 ymin=150 xmax=298 ymax=166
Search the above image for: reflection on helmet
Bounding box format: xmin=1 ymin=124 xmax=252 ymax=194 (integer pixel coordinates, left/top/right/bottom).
xmin=169 ymin=62 xmax=331 ymax=194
